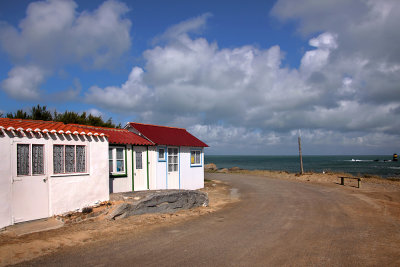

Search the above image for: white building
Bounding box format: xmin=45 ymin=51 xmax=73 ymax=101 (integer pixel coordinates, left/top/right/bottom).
xmin=0 ymin=118 xmax=109 ymax=229
xmin=126 ymin=122 xmax=208 ymax=190
xmin=0 ymin=119 xmax=208 ymax=229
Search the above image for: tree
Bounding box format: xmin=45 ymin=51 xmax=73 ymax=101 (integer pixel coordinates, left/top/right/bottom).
xmin=5 ymin=105 xmax=120 ymax=128
xmin=7 ymin=109 xmax=30 ymax=119
xmin=31 ymin=105 xmax=53 ymax=121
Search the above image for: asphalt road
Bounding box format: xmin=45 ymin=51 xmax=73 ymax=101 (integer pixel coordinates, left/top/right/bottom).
xmin=15 ymin=173 xmax=400 ymax=266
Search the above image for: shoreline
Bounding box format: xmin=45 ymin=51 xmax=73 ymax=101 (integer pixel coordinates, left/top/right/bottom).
xmin=205 ymin=164 xmax=400 ymax=186
xmin=205 ymin=155 xmax=400 ymax=178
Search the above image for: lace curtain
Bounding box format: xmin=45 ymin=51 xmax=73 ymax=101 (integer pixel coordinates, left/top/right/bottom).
xmin=32 ymin=145 xmax=44 ymax=174
xmin=17 ymin=144 xmax=30 ymax=175
xmin=65 ymin=145 xmax=75 ymax=173
xmin=53 ymin=145 xmax=64 ymax=173
xmin=76 ymin=146 xmax=85 ymax=173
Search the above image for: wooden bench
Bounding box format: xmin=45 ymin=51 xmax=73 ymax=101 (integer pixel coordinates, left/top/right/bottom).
xmin=339 ymin=177 xmax=361 ymax=188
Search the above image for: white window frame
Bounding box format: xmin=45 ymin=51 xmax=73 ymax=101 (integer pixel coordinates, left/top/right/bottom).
xmin=109 ymin=146 xmax=126 ymax=176
xmin=168 ymin=147 xmax=179 ymax=172
xmin=158 ymin=146 xmax=166 ymax=162
xmin=17 ymin=143 xmax=45 ymax=176
xmin=53 ymin=144 xmax=87 ymax=174
xmin=190 ymin=149 xmax=202 ymax=167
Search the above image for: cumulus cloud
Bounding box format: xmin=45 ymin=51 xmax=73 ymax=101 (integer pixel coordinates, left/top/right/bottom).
xmin=2 ymin=65 xmax=46 ymax=100
xmin=87 ymin=3 xmax=400 ymax=154
xmin=0 ymin=0 xmax=132 ymax=100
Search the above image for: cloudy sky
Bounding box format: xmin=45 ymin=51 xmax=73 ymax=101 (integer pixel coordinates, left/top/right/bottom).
xmin=0 ymin=0 xmax=399 ymax=155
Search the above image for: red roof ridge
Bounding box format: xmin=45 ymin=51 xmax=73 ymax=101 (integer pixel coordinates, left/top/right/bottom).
xmin=129 ymin=122 xmax=186 ymax=130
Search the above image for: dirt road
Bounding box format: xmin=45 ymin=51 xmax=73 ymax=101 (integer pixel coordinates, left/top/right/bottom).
xmin=13 ymin=173 xmax=400 ymax=266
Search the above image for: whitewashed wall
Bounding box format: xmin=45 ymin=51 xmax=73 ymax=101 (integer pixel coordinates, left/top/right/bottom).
xmin=109 ymin=145 xmax=133 ymax=193
xmin=179 ymin=147 xmax=204 ymax=190
xmin=49 ymin=135 xmax=109 ymax=215
xmin=0 ymin=133 xmax=12 ymax=228
xmin=153 ymin=146 xmax=204 ymax=190
xmin=0 ymin=131 xmax=109 ymax=228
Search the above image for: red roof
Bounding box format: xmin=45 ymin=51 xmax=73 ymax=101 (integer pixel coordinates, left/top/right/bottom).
xmin=73 ymin=124 xmax=153 ymax=146
xmin=128 ymin=122 xmax=208 ymax=147
xmin=0 ymin=118 xmax=107 ymax=137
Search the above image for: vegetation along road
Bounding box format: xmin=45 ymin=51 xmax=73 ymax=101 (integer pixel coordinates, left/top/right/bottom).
xmin=14 ymin=173 xmax=400 ymax=266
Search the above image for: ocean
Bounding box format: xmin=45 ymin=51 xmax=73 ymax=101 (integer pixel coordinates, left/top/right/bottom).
xmin=205 ymin=155 xmax=400 ymax=178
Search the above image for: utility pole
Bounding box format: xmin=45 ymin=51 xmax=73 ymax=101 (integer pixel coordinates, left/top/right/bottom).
xmin=298 ymin=136 xmax=304 ymax=175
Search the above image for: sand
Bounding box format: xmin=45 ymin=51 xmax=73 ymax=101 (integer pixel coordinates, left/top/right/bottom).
xmin=0 ymin=180 xmax=237 ymax=267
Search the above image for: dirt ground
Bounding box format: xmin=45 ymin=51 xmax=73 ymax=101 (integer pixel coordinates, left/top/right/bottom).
xmin=0 ymin=180 xmax=236 ymax=267
xmin=2 ymin=170 xmax=400 ymax=266
xmin=219 ymin=169 xmax=400 ymax=219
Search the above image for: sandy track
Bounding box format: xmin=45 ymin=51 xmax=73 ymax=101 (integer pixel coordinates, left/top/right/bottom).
xmin=10 ymin=173 xmax=400 ymax=266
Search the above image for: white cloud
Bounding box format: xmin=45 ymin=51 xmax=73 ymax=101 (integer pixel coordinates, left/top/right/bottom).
xmin=0 ymin=0 xmax=131 ymax=69
xmin=87 ymin=108 xmax=104 ymax=117
xmin=2 ymin=65 xmax=46 ymax=100
xmin=86 ymin=67 xmax=152 ymax=112
xmin=87 ymin=5 xmax=400 ymax=154
xmin=0 ymin=0 xmax=132 ymax=100
xmin=159 ymin=12 xmax=212 ymax=41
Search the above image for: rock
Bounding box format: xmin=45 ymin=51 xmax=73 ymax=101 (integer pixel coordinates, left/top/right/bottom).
xmin=108 ymin=190 xmax=209 ymax=220
xmin=217 ymin=168 xmax=229 ymax=173
xmin=204 ymin=163 xmax=217 ymax=171
xmin=229 ymin=167 xmax=241 ymax=171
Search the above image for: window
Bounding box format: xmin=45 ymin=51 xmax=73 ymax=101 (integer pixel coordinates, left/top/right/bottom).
xmin=17 ymin=144 xmax=44 ymax=176
xmin=109 ymin=146 xmax=126 ymax=176
xmin=191 ymin=150 xmax=202 ymax=167
xmin=32 ymin=145 xmax=44 ymax=174
xmin=168 ymin=148 xmax=178 ymax=172
xmin=53 ymin=145 xmax=86 ymax=174
xmin=158 ymin=147 xmax=166 ymax=161
xmin=136 ymin=151 xmax=143 ymax=169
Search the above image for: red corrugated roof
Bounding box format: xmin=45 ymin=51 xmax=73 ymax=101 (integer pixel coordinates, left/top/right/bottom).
xmin=128 ymin=122 xmax=208 ymax=147
xmin=0 ymin=118 xmax=107 ymax=137
xmin=73 ymin=124 xmax=153 ymax=146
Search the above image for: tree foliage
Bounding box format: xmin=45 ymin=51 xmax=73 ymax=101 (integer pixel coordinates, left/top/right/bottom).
xmin=6 ymin=105 xmax=121 ymax=128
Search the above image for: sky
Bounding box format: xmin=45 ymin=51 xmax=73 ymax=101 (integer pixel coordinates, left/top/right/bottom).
xmin=0 ymin=0 xmax=399 ymax=155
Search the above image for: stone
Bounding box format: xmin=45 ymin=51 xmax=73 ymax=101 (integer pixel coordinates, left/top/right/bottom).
xmin=204 ymin=163 xmax=217 ymax=171
xmin=229 ymin=167 xmax=241 ymax=171
xmin=108 ymin=190 xmax=209 ymax=220
xmin=217 ymin=168 xmax=229 ymax=173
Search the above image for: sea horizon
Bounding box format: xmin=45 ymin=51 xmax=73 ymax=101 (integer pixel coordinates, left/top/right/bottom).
xmin=205 ymin=155 xmax=399 ymax=178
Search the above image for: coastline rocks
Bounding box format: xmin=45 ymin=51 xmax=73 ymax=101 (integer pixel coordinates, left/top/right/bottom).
xmin=217 ymin=168 xmax=229 ymax=173
xmin=205 ymin=163 xmax=218 ymax=171
xmin=108 ymin=190 xmax=209 ymax=220
xmin=229 ymin=167 xmax=241 ymax=171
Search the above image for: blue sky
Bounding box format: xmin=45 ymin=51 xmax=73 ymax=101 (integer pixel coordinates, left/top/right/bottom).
xmin=0 ymin=0 xmax=399 ymax=155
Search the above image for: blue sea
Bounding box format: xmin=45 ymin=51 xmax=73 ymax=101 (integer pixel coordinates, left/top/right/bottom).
xmin=205 ymin=155 xmax=400 ymax=178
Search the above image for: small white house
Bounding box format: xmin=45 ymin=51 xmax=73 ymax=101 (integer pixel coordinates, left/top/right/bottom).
xmin=0 ymin=118 xmax=109 ymax=229
xmin=126 ymin=122 xmax=208 ymax=190
xmin=0 ymin=119 xmax=209 ymax=229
